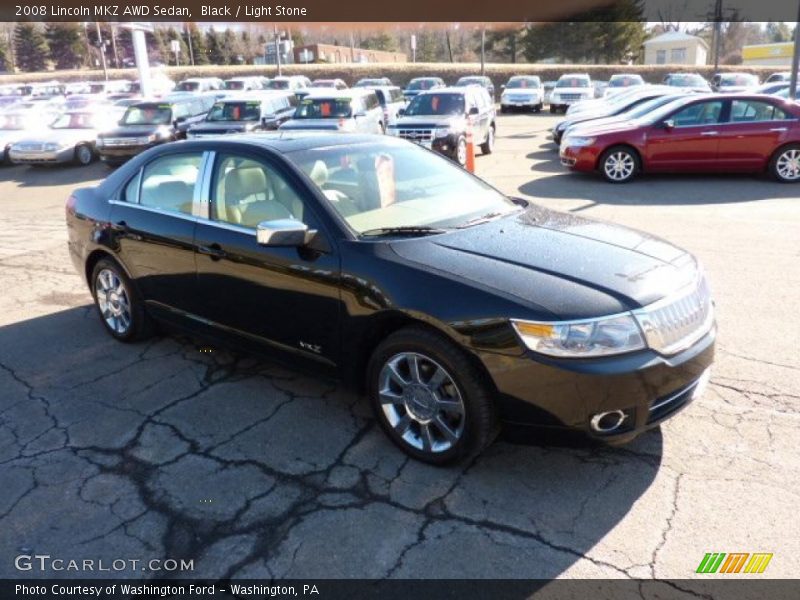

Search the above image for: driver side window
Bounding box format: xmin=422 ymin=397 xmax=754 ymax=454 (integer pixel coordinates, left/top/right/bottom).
xmin=670 ymin=101 xmax=723 ymax=127
xmin=211 ymin=154 xmax=314 ymax=230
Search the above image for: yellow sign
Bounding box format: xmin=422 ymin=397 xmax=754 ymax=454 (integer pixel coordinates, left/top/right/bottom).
xmin=742 ymin=43 xmax=793 ymax=60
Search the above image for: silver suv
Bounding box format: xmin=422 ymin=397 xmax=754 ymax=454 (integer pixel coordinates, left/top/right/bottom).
xmin=279 ymin=90 xmax=385 ymax=133
xmin=387 ymin=86 xmax=496 ymax=166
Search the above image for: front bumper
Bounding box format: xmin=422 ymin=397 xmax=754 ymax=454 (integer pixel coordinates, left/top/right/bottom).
xmin=559 ymin=143 xmax=602 ymax=171
xmin=480 ymin=327 xmax=715 ymax=444
xmin=9 ymin=147 xmax=74 ymax=164
xmin=98 ymin=142 xmax=160 ymax=161
xmin=501 ymin=96 xmax=541 ymax=108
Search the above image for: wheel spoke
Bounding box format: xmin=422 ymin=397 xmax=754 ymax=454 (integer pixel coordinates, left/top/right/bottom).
xmin=406 ymin=354 xmax=422 ymax=383
xmin=379 ymin=390 xmax=404 ymax=405
xmin=421 ymin=423 xmax=435 ymax=452
xmin=394 ymin=414 xmax=412 ymax=436
xmin=433 ymin=416 xmax=459 ymax=443
xmin=387 ymin=362 xmax=408 ymax=387
xmin=427 ymin=366 xmax=447 ymax=390
xmin=437 ymin=398 xmax=464 ymax=415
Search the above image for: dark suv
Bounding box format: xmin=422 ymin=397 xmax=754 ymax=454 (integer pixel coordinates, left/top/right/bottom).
xmin=388 ymin=86 xmax=496 ymax=166
xmin=187 ymin=92 xmax=298 ymax=138
xmin=454 ymin=76 xmax=496 ymax=103
xmin=97 ymin=97 xmax=214 ymax=165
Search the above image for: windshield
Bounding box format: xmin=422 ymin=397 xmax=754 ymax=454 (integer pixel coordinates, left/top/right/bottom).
xmin=207 ymin=101 xmax=261 ymax=122
xmin=667 ymin=74 xmax=706 ymax=87
xmin=287 ymin=141 xmax=518 ymax=234
xmin=506 ymin=78 xmax=540 ymax=89
xmin=0 ymin=114 xmax=31 ymax=130
xmin=557 ymin=77 xmax=590 ymax=88
xmin=312 ymin=80 xmax=337 ymax=88
xmin=121 ymin=105 xmax=173 ymax=125
xmin=50 ymin=113 xmax=98 ymax=129
xmin=407 ymin=79 xmax=438 ymax=91
xmin=265 ymin=80 xmax=290 ymax=90
xmin=356 ymin=79 xmax=383 ymax=87
xmin=720 ymin=74 xmax=757 ymax=86
xmin=608 ymin=75 xmax=643 ymax=87
xmin=405 ymin=93 xmax=464 ymax=116
xmin=224 ymin=80 xmax=245 ymax=90
xmin=294 ymin=98 xmax=352 ymax=119
xmin=456 ymin=78 xmax=484 ymax=86
xmin=177 ymin=81 xmax=200 ymax=92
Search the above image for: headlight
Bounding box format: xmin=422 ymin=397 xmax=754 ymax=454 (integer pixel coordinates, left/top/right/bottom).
xmin=563 ymin=136 xmax=595 ymax=147
xmin=43 ymin=143 xmax=60 ymax=152
xmin=512 ymin=314 xmax=646 ymax=358
xmin=434 ymin=126 xmax=454 ymax=138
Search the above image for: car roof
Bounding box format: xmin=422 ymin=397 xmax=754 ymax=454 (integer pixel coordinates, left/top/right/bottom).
xmin=173 ymin=132 xmax=405 ymax=153
xmin=304 ymin=89 xmax=374 ymax=99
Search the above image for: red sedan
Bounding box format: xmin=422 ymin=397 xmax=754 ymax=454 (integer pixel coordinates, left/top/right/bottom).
xmin=559 ymin=94 xmax=800 ymax=183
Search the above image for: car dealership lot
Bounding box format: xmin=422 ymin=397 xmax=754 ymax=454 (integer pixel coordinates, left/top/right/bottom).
xmin=1 ymin=113 xmax=798 ymax=582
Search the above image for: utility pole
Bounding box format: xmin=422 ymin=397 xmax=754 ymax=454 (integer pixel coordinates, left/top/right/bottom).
xmin=712 ymin=0 xmax=722 ymax=73
xmin=95 ymin=22 xmax=108 ymax=80
xmin=185 ymin=24 xmax=195 ymax=66
xmin=110 ymin=25 xmax=119 ymax=68
xmin=274 ymin=24 xmax=282 ymax=76
xmin=480 ymin=27 xmax=486 ymax=76
xmin=790 ymin=1 xmax=800 ymax=99
xmin=446 ymin=29 xmax=453 ymax=63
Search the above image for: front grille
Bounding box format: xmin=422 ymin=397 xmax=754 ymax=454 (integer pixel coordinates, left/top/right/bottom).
xmin=634 ymin=276 xmax=714 ymax=355
xmin=102 ymin=137 xmax=148 ymax=147
xmin=397 ymin=128 xmax=433 ymax=142
xmin=508 ymin=95 xmax=534 ymax=102
xmin=560 ymin=93 xmax=584 ymax=102
xmin=15 ymin=142 xmax=45 ymax=152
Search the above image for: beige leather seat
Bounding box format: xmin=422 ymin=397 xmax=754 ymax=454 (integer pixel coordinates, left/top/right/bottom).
xmin=221 ymin=167 xmax=292 ymax=228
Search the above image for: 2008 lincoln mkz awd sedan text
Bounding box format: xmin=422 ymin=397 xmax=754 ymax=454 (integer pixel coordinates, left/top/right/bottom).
xmin=66 ymin=133 xmax=715 ymax=464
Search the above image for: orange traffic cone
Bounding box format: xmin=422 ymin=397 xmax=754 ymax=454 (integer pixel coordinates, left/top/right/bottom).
xmin=465 ymin=127 xmax=476 ymax=173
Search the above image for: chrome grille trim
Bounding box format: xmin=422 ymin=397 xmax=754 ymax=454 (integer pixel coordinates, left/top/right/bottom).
xmin=633 ymin=275 xmax=714 ymax=356
xmin=396 ymin=128 xmax=433 ymax=142
xmin=15 ymin=142 xmax=45 ymax=152
xmin=102 ymin=137 xmax=148 ymax=147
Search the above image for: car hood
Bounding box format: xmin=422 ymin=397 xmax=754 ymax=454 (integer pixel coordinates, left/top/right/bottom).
xmin=189 ymin=121 xmax=255 ymax=133
xmin=100 ymin=124 xmax=161 ymax=137
xmin=16 ymin=128 xmax=98 ymax=145
xmin=279 ymin=119 xmax=343 ymax=131
xmin=389 ymin=205 xmax=697 ymax=319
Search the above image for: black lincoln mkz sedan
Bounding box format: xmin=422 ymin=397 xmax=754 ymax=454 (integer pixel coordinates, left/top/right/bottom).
xmin=66 ymin=133 xmax=715 ymax=464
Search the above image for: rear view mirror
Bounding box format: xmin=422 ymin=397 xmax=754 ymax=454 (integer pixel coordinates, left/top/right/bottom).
xmin=256 ymin=219 xmax=315 ymax=247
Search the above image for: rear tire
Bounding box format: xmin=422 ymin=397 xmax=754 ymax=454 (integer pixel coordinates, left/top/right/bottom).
xmin=367 ymin=326 xmax=499 ymax=465
xmin=74 ymin=143 xmax=94 ymax=166
xmin=769 ymin=144 xmax=800 ymax=182
xmin=599 ymin=145 xmax=639 ymax=183
xmin=90 ymin=258 xmax=154 ymax=342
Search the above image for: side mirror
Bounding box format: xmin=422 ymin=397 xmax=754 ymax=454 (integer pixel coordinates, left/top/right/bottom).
xmin=173 ymin=116 xmax=186 ymax=127
xmin=256 ymin=219 xmax=315 ymax=247
xmin=662 ymin=119 xmax=675 ymax=130
xmin=397 ymin=108 xmax=406 ymax=116
xmin=469 ymin=107 xmax=480 ymax=116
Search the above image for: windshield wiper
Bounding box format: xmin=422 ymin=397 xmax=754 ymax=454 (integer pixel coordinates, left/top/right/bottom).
xmin=360 ymin=226 xmax=449 ymax=238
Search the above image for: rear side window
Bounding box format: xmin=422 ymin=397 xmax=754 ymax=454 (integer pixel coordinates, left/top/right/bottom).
xmin=138 ymin=153 xmax=203 ymax=215
xmin=730 ymin=100 xmax=789 ymax=122
xmin=390 ymin=88 xmax=404 ymax=102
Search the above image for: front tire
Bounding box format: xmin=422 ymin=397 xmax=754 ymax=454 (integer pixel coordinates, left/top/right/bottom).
xmin=769 ymin=144 xmax=800 ymax=182
xmin=367 ymin=327 xmax=499 ymax=465
xmin=74 ymin=143 xmax=94 ymax=166
xmin=91 ymin=258 xmax=153 ymax=342
xmin=599 ymin=145 xmax=639 ymax=183
xmin=454 ymin=135 xmax=467 ymax=166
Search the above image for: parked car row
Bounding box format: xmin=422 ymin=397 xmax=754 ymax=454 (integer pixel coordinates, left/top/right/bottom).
xmin=556 ymin=90 xmax=800 ymax=183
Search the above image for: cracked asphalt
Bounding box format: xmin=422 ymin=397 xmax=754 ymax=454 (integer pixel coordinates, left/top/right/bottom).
xmin=0 ymin=113 xmax=798 ymax=584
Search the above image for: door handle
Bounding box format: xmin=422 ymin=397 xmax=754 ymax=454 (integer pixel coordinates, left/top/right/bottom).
xmin=198 ymin=243 xmax=226 ymax=260
xmin=700 ymin=131 xmax=719 ymax=136
xmin=769 ymin=127 xmax=788 ymax=132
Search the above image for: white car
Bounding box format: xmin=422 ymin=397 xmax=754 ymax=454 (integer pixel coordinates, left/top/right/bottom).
xmin=604 ymin=74 xmax=645 ymax=98
xmin=500 ymin=76 xmax=544 ymax=113
xmin=1 ymin=111 xmax=54 ymax=163
xmin=9 ymin=111 xmax=114 ymax=166
xmin=549 ymin=74 xmax=593 ymax=113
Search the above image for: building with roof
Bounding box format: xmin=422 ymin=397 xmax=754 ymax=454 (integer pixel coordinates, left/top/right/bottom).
xmin=293 ymin=43 xmax=407 ymax=64
xmin=643 ymin=31 xmax=709 ymax=66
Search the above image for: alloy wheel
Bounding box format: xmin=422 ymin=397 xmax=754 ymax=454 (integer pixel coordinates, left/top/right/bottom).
xmin=776 ymin=149 xmax=800 ymax=181
xmin=456 ymin=138 xmax=467 ymax=165
xmin=604 ymin=151 xmax=635 ymax=181
xmin=76 ymin=145 xmax=92 ymax=165
xmin=378 ymin=352 xmax=466 ymax=454
xmin=95 ymin=268 xmax=132 ymax=335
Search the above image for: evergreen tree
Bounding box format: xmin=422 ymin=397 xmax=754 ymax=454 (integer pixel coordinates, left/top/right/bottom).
xmin=46 ymin=22 xmax=85 ymax=70
xmin=205 ymin=27 xmax=226 ymax=65
xmin=14 ymin=23 xmax=49 ymax=72
xmin=164 ymin=26 xmax=189 ymax=65
xmin=223 ymin=29 xmax=242 ymax=64
xmin=186 ymin=24 xmax=208 ymax=65
xmin=0 ymin=40 xmax=9 ymax=71
xmin=766 ymin=21 xmax=792 ymax=43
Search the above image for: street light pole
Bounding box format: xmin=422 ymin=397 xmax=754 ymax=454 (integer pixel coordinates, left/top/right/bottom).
xmin=95 ymin=22 xmax=108 ymax=81
xmin=480 ymin=27 xmax=485 ymax=76
xmin=274 ymin=24 xmax=282 ymax=76
xmin=790 ymin=2 xmax=800 ymax=100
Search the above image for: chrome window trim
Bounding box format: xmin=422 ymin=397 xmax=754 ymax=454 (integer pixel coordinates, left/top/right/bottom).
xmin=108 ymin=199 xmax=203 ymax=223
